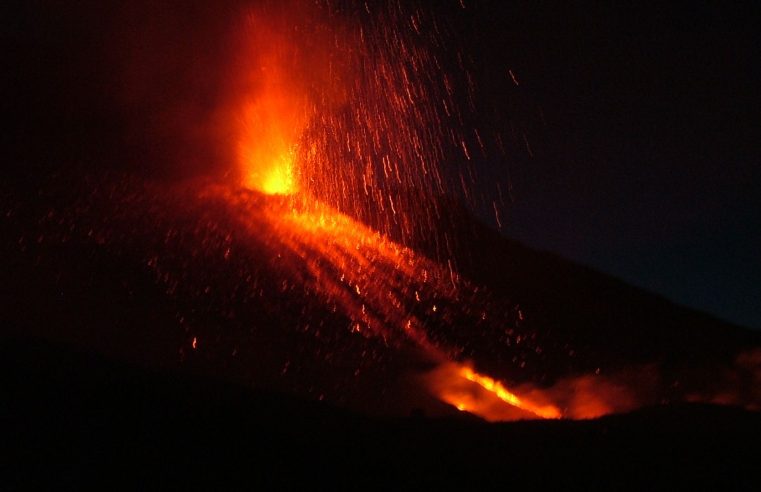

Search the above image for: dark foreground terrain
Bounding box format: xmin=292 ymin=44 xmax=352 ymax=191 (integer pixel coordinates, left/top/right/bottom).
xmin=3 ymin=336 xmax=759 ymax=489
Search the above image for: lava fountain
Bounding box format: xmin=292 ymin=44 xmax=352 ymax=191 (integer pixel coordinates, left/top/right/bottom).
xmin=225 ymin=0 xmax=479 ymax=243
xmin=233 ymin=8 xmax=309 ymax=195
xmin=207 ymin=0 xmax=569 ymax=421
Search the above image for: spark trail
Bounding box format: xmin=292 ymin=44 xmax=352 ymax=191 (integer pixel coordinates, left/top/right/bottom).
xmin=226 ymin=0 xmax=483 ymax=248
xmin=218 ymin=0 xmax=562 ymax=419
xmin=203 ymin=184 xmax=562 ymax=420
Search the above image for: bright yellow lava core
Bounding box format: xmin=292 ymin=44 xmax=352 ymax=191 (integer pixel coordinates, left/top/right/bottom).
xmin=257 ymin=153 xmax=296 ymax=195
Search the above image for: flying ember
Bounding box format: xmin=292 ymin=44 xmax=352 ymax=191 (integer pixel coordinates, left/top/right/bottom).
xmin=226 ymin=0 xmax=480 ymax=245
xmin=212 ymin=0 xmax=567 ymax=421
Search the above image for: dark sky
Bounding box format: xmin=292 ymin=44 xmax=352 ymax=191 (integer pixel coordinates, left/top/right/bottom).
xmin=3 ymin=0 xmax=759 ymax=329
xmin=461 ymin=1 xmax=761 ymax=330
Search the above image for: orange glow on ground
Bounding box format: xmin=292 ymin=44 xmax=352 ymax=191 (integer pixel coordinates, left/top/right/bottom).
xmin=203 ymin=184 xmax=572 ymax=421
xmin=427 ymin=362 xmax=562 ymax=421
xmin=214 ymin=3 xmax=638 ymax=421
xmin=460 ymin=366 xmax=561 ymax=419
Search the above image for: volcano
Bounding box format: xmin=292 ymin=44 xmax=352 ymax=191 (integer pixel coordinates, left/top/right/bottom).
xmin=5 ymin=172 xmax=760 ymax=418
xmin=3 ymin=0 xmax=760 ymax=488
xmin=3 ymin=169 xmax=760 ymax=487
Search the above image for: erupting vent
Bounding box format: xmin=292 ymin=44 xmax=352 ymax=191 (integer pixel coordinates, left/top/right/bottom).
xmin=215 ymin=1 xmax=623 ymax=420
xmin=227 ymin=0 xmax=481 ymax=244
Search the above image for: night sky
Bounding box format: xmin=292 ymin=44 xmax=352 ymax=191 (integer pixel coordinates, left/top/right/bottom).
xmin=3 ymin=0 xmax=760 ymax=329
xmin=460 ymin=1 xmax=761 ymax=330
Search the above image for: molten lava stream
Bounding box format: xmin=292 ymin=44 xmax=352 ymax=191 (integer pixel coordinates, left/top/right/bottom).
xmin=221 ymin=3 xmax=562 ymax=421
xmin=208 ymin=181 xmax=562 ymax=421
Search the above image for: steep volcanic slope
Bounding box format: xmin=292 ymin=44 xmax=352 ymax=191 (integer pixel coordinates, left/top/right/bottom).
xmin=1 ymin=174 xmax=440 ymax=417
xmin=2 ymin=173 xmax=554 ymax=419
xmin=3 ymin=171 xmax=760 ymax=420
xmin=413 ymin=197 xmax=761 ymax=381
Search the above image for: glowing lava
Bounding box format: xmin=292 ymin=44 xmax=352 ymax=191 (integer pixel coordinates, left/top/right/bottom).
xmin=236 ymin=64 xmax=304 ymax=196
xmin=425 ymin=362 xmax=562 ymax=421
xmin=222 ymin=0 xmax=483 ymax=247
xmin=460 ymin=365 xmax=561 ymax=419
xmin=207 ymin=182 xmax=566 ymax=421
xmin=259 ymin=152 xmax=296 ymax=195
xmin=230 ymin=6 xmax=312 ymax=196
xmin=220 ymin=1 xmax=562 ymax=420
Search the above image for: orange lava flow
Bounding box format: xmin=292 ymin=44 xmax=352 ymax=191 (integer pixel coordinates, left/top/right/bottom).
xmin=216 ymin=1 xmax=565 ymax=421
xmin=217 ymin=187 xmax=454 ymax=354
xmin=459 ymin=366 xmax=561 ymax=419
xmin=426 ymin=362 xmax=562 ymax=421
xmin=208 ymin=184 xmax=564 ymax=421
